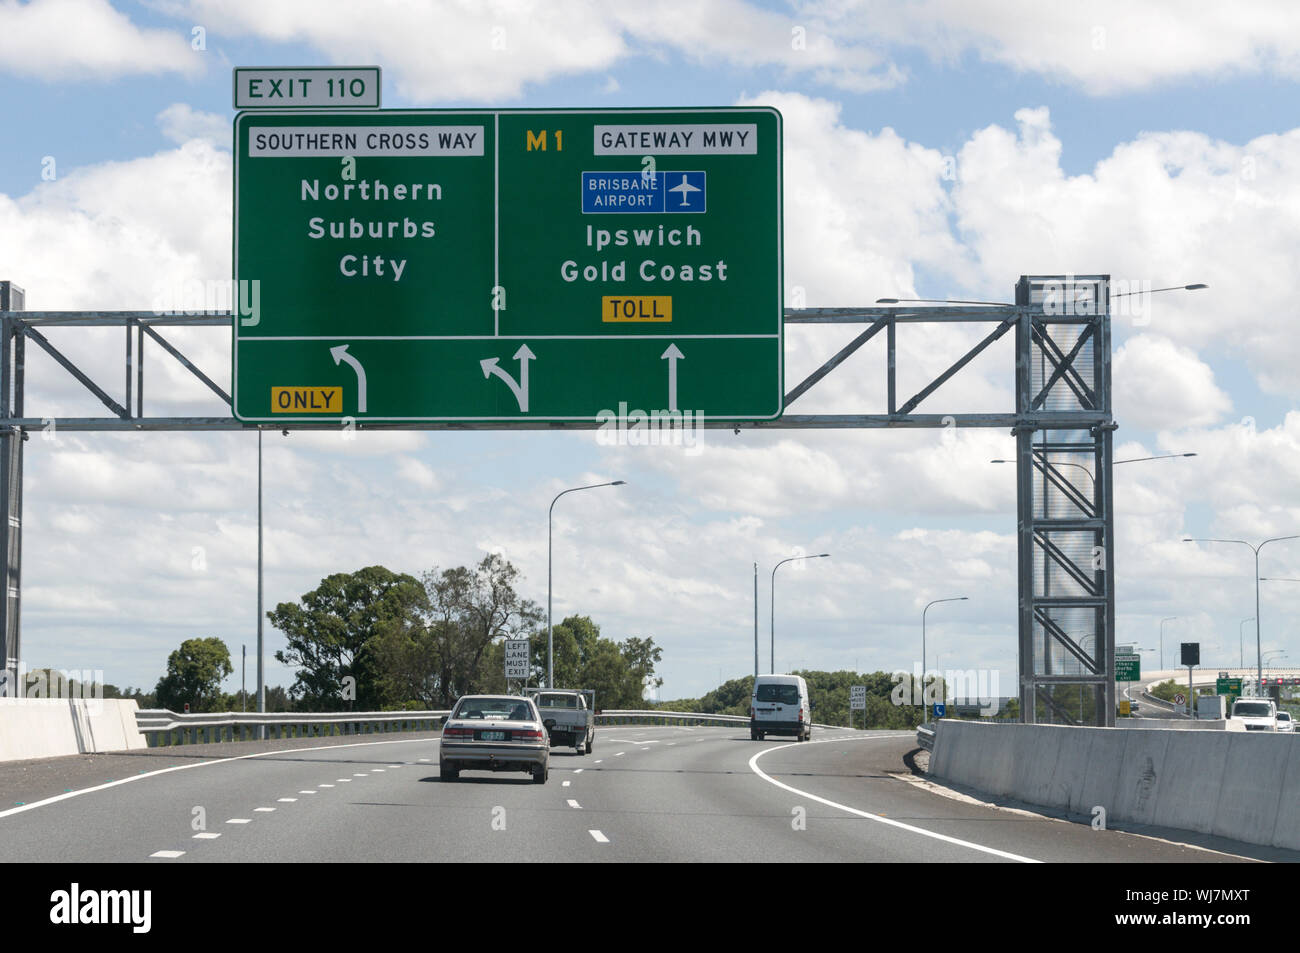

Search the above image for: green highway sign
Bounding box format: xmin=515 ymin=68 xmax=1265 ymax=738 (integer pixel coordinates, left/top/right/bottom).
xmin=232 ymin=108 xmax=783 ymax=422
xmin=1115 ymin=654 xmax=1140 ymax=681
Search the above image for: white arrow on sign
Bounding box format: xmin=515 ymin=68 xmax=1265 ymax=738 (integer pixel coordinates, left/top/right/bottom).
xmin=330 ymin=345 xmax=367 ymax=413
xmin=480 ymin=344 xmax=535 ymax=412
xmin=661 ymin=343 xmax=684 ymax=412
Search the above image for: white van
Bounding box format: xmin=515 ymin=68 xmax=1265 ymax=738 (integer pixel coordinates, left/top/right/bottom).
xmin=750 ymin=674 xmax=811 ymax=741
xmin=1229 ymin=697 xmax=1277 ymax=731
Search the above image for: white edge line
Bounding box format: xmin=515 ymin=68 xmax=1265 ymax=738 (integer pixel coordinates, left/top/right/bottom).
xmin=747 ymin=739 xmax=1042 ymax=864
xmin=0 ymin=736 xmax=437 ymax=821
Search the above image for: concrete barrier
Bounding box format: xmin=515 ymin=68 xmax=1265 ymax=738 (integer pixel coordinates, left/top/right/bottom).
xmin=931 ymin=720 xmax=1300 ymax=851
xmin=0 ymin=698 xmax=146 ymax=761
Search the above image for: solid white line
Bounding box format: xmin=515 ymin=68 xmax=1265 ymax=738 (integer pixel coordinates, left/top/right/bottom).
xmin=747 ymin=741 xmax=1041 ymax=864
xmin=150 ymin=850 xmax=184 ymax=858
xmin=0 ymin=737 xmax=440 ymax=821
xmin=567 ymin=799 xmax=582 ymax=809
xmin=589 ymin=830 xmax=609 ymax=843
xmin=225 ymin=818 xmax=252 ymax=824
xmin=193 ymin=833 xmax=220 ymax=839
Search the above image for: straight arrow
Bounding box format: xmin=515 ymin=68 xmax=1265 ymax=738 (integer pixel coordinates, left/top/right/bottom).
xmin=661 ymin=343 xmax=684 ymax=412
xmin=480 ymin=344 xmax=536 ymax=412
xmin=330 ymin=345 xmax=367 ymax=413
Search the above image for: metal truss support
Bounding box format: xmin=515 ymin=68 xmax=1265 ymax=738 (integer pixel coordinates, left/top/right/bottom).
xmin=1014 ymin=276 xmax=1115 ymax=727
xmin=0 ymin=277 xmax=1119 ymax=722
xmin=0 ymin=282 xmax=24 ymax=694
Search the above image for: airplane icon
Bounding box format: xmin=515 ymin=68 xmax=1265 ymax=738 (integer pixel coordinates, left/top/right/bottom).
xmin=668 ymin=174 xmax=702 ymax=207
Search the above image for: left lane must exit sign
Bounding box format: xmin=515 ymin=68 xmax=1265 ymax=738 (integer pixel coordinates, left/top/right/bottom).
xmin=232 ymin=108 xmax=783 ymax=423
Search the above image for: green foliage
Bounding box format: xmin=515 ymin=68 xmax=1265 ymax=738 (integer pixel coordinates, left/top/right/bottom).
xmin=270 ymin=565 xmax=426 ymax=710
xmin=155 ymin=637 xmax=233 ymax=712
xmin=1149 ymin=679 xmax=1182 ymax=702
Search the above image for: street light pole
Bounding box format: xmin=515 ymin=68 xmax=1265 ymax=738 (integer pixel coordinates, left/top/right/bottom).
xmin=548 ymin=480 xmax=626 ymax=689
xmin=1184 ymin=535 xmax=1300 ymax=697
xmin=753 ymin=562 xmax=759 ymax=681
xmin=770 ymin=553 xmax=829 ymax=673
xmin=257 ymin=429 xmax=264 ymax=737
xmin=1159 ymin=617 xmax=1177 ymax=671
xmin=921 ymin=596 xmax=967 ymax=724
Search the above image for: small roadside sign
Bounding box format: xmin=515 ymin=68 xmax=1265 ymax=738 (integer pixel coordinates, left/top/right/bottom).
xmin=1174 ymin=692 xmax=1186 ymax=706
xmin=234 ymin=67 xmax=381 ymax=109
xmin=504 ymin=639 xmax=530 ymax=680
xmin=933 ymin=702 xmax=946 ymax=718
xmin=849 ymin=685 xmax=866 ymax=710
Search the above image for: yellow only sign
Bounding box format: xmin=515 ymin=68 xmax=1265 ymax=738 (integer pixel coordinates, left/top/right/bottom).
xmin=271 ymin=387 xmax=343 ymax=413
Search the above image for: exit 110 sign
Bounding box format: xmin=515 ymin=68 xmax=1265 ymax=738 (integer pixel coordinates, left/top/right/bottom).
xmin=232 ymin=108 xmax=783 ymax=422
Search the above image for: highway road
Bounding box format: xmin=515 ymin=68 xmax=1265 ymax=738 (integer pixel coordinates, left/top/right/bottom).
xmin=0 ymin=726 xmax=1266 ymax=863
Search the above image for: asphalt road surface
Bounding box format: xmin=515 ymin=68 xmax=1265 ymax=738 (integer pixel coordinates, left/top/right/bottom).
xmin=0 ymin=726 xmax=1275 ymax=862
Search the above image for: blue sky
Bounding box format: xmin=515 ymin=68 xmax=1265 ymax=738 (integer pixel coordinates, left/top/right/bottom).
xmin=3 ymin=0 xmax=1300 ymax=702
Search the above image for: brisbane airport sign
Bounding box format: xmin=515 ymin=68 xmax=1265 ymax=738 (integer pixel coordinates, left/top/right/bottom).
xmin=232 ymin=107 xmax=783 ymax=422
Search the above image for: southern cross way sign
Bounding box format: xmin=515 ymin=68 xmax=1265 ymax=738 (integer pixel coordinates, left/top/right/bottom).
xmin=232 ymin=108 xmax=783 ymax=422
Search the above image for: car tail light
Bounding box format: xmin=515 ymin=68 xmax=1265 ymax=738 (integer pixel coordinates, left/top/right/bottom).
xmin=512 ymin=729 xmax=544 ymax=741
xmin=443 ymin=726 xmax=473 ymax=741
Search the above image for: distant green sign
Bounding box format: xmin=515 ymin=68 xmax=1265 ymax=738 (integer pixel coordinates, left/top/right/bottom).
xmin=232 ymin=108 xmax=783 ymax=422
xmin=1217 ymin=676 xmax=1243 ymax=706
xmin=1115 ymin=654 xmax=1140 ymax=681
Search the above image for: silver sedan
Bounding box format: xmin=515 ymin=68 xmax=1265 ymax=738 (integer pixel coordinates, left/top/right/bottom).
xmin=440 ymin=695 xmax=550 ymax=783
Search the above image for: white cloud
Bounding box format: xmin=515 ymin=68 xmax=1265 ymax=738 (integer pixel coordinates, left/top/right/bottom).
xmin=163 ymin=0 xmax=900 ymax=101
xmin=812 ymin=0 xmax=1300 ymax=95
xmin=0 ymin=0 xmax=201 ymax=80
xmin=1114 ymin=334 xmax=1231 ymax=431
xmin=156 ymin=103 xmax=229 ymax=147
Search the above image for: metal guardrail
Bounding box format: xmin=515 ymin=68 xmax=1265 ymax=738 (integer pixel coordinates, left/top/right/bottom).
xmin=916 ymin=725 xmax=936 ymax=751
xmin=598 ymin=710 xmax=846 ymax=730
xmin=135 ymin=707 xmax=848 ymax=745
xmin=135 ymin=709 xmax=449 ymax=746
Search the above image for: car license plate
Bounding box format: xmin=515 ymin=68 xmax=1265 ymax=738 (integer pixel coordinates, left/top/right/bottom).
xmin=480 ymin=731 xmax=506 ymax=741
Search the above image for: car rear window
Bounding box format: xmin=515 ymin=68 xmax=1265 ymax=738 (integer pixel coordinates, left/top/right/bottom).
xmin=537 ymin=694 xmax=578 ymax=708
xmin=453 ymin=698 xmax=535 ymax=720
xmin=756 ymin=685 xmax=799 ymax=705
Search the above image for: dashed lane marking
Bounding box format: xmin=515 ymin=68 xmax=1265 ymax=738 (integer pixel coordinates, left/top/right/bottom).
xmin=226 ymin=818 xmax=251 ymax=824
xmin=254 ymin=808 xmax=275 ymax=812
xmin=567 ymin=800 xmax=582 ymax=809
xmin=193 ymin=833 xmax=220 ymax=840
xmin=150 ymin=850 xmax=185 ymax=858
xmin=589 ymin=830 xmax=609 ymax=843
xmin=0 ymin=736 xmax=442 ymax=822
xmin=277 ymin=798 xmax=297 ymax=803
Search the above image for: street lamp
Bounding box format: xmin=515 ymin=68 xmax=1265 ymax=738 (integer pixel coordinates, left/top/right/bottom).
xmin=548 ymin=480 xmax=626 ymax=689
xmin=1184 ymin=535 xmax=1300 ymax=699
xmin=1239 ymin=618 xmax=1255 ymax=670
xmin=770 ymin=554 xmax=829 ymax=673
xmin=922 ymin=596 xmax=968 ymax=724
xmin=1159 ymin=617 xmax=1178 ymax=671
xmin=990 ymin=452 xmax=1197 ymax=478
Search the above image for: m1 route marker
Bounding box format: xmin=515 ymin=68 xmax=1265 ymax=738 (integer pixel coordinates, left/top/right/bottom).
xmin=232 ymin=108 xmax=782 ymax=422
